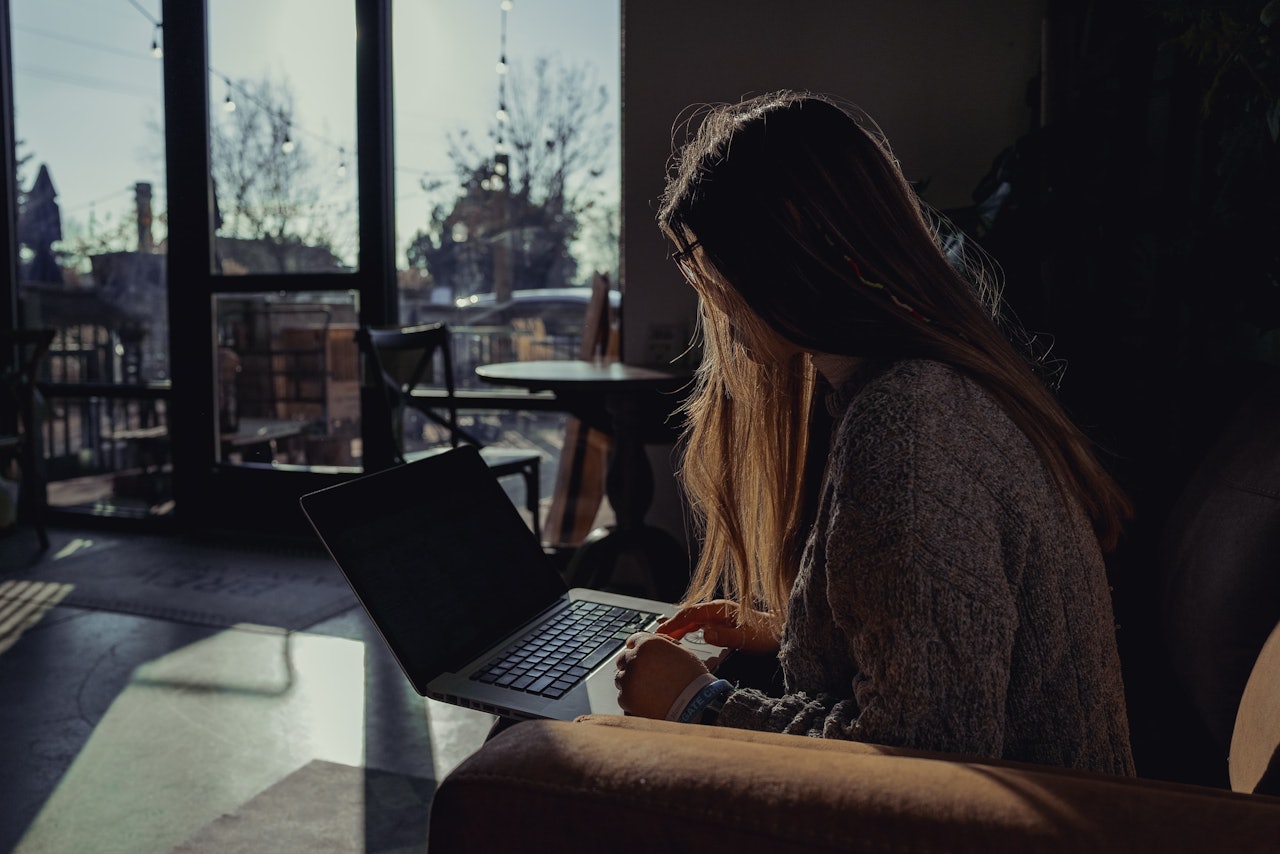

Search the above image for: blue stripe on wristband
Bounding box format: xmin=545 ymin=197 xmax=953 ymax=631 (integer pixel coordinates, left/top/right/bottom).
xmin=666 ymin=673 xmax=717 ymax=721
xmin=677 ymin=678 xmax=733 ymax=724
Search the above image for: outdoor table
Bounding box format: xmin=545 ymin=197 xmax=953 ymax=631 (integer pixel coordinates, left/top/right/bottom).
xmin=475 ymin=359 xmax=691 ymax=600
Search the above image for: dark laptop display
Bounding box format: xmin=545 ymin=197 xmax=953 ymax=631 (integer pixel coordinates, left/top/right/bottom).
xmin=301 ymin=444 xmax=724 ymax=719
xmin=302 ymin=446 xmax=566 ymax=692
xmin=296 ymin=445 xmax=721 ymax=717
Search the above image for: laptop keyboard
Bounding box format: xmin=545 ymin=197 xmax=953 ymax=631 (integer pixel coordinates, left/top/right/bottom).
xmin=470 ymin=600 xmax=658 ymax=699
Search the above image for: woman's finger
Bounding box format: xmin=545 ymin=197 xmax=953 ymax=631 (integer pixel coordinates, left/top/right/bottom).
xmin=702 ymin=624 xmax=746 ymax=648
xmin=657 ymin=602 xmax=736 ymax=638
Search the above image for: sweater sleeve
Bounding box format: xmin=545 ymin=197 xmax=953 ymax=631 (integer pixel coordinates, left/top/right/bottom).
xmin=715 ymin=370 xmax=1022 ymax=756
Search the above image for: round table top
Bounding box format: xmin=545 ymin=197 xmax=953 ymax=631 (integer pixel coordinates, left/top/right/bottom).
xmin=475 ymin=359 xmax=690 ymax=393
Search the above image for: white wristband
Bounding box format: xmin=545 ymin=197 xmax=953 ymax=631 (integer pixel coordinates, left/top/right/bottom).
xmin=665 ymin=672 xmax=718 ymax=721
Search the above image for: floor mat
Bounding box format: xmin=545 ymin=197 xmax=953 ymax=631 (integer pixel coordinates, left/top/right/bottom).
xmin=1 ymin=531 xmax=358 ymax=631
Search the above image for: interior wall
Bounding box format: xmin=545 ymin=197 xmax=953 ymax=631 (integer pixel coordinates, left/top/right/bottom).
xmin=620 ymin=0 xmax=1045 ymax=543
xmin=620 ymin=0 xmax=1044 ymax=368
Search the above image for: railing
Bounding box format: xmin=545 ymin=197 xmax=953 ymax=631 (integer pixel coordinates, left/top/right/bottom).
xmin=450 ymin=325 xmax=579 ymax=390
xmin=35 ymin=323 xmax=582 ymax=513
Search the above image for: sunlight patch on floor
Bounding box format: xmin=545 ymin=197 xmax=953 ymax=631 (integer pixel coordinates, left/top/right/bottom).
xmin=0 ymin=580 xmax=73 ymax=655
xmin=14 ymin=627 xmax=365 ymax=854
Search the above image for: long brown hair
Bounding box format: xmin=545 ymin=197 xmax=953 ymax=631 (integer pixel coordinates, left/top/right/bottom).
xmin=659 ymin=90 xmax=1131 ymax=619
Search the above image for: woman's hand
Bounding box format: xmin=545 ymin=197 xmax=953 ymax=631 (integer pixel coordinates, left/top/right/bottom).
xmin=656 ymin=599 xmax=782 ymax=654
xmin=614 ymin=632 xmax=710 ymax=719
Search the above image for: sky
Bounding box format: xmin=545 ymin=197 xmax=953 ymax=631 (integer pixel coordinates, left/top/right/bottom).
xmin=10 ymin=0 xmax=621 ymax=269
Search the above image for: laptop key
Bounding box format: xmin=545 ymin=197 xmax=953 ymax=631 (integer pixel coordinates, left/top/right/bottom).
xmin=580 ymin=641 xmax=620 ymax=671
xmin=527 ymin=675 xmax=555 ymax=694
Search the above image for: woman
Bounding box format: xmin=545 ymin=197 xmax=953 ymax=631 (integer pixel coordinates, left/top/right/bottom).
xmin=613 ymin=90 xmax=1135 ymax=775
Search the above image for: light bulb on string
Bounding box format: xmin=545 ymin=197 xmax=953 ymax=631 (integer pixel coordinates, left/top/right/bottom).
xmin=495 ymin=56 xmax=508 ymax=75
xmin=150 ymin=24 xmax=163 ymax=58
xmin=281 ymin=131 xmax=295 ymax=154
xmin=496 ymin=103 xmax=509 ymax=124
xmin=337 ymin=148 xmax=348 ymax=177
xmin=501 ymin=0 xmax=513 ymax=10
xmin=223 ymin=90 xmax=236 ymax=112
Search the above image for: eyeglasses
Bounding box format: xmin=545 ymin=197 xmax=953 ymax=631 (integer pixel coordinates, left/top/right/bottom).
xmin=667 ymin=240 xmax=701 ymax=285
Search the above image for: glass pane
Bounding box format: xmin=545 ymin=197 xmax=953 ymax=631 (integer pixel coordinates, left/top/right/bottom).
xmin=393 ymin=1 xmax=620 ymax=316
xmin=40 ymin=388 xmax=172 ymax=519
xmin=392 ymin=1 xmax=621 ymax=545
xmin=214 ymin=291 xmax=360 ymax=469
xmin=207 ymin=0 xmax=358 ymax=274
xmin=12 ymin=0 xmax=175 ymax=517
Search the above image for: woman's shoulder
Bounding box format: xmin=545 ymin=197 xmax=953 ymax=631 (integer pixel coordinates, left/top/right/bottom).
xmin=871 ymin=358 xmax=973 ymax=388
xmin=834 ymin=358 xmax=1027 ymax=462
xmin=837 ymin=359 xmax=985 ymax=418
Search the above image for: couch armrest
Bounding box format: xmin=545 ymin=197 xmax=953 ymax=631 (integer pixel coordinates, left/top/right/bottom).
xmin=428 ymin=716 xmax=1280 ymax=853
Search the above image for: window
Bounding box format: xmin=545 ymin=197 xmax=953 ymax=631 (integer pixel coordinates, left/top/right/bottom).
xmin=207 ymin=0 xmax=358 ymax=275
xmin=392 ymin=1 xmax=621 ymax=317
xmin=6 ymin=0 xmax=622 ymax=533
xmin=391 ymin=1 xmax=621 ymax=542
xmin=11 ymin=0 xmax=173 ymax=516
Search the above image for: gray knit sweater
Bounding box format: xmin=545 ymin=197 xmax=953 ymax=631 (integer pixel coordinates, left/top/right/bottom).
xmin=715 ymin=359 xmax=1136 ymax=776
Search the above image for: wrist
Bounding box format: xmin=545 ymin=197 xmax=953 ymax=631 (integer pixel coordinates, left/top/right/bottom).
xmin=699 ymin=682 xmax=733 ymax=725
xmin=665 ymin=672 xmax=717 ymax=721
xmin=676 ymin=678 xmax=733 ymax=725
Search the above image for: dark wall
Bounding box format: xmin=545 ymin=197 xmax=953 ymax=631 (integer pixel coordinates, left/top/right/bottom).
xmin=966 ymin=0 xmax=1280 ymax=787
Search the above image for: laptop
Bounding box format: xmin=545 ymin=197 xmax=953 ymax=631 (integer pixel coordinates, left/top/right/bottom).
xmin=299 ymin=444 xmax=724 ymax=721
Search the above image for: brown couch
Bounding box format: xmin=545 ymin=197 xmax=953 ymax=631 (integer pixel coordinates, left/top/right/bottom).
xmin=428 ymin=621 xmax=1280 ymax=853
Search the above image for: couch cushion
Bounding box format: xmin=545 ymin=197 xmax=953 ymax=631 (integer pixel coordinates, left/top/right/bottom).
xmin=429 ymin=717 xmax=1280 ymax=853
xmin=1231 ymin=619 xmax=1280 ymax=795
xmin=1162 ymin=378 xmax=1280 ymax=753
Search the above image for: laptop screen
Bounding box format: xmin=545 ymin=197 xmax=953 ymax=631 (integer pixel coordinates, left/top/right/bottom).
xmin=301 ymin=446 xmax=566 ymax=689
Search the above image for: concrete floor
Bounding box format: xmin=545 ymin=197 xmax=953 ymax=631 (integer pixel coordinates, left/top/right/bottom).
xmin=0 ymin=522 xmax=496 ymax=853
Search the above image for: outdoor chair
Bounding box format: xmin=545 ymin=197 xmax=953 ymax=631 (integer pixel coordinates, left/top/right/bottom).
xmin=356 ymin=323 xmax=542 ymax=542
xmin=1 ymin=328 xmax=56 ymax=549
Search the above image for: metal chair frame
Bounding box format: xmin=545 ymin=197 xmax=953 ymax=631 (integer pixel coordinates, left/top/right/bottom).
xmin=356 ymin=323 xmax=542 ymax=542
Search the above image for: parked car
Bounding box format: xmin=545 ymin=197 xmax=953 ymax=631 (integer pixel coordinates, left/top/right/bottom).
xmin=408 ymin=287 xmax=622 ymax=390
xmin=448 ymin=287 xmax=621 ymax=338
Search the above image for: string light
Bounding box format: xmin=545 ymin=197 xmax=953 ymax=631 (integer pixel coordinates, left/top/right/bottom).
xmin=125 ymin=0 xmax=163 ymax=58
xmin=212 ymin=70 xmax=359 ymax=172
xmin=220 ymin=76 xmax=237 ymax=112
xmin=494 ymin=0 xmax=511 ymax=181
